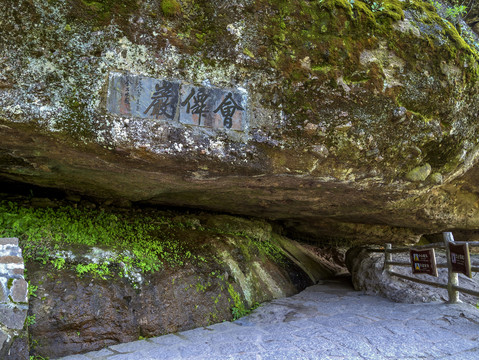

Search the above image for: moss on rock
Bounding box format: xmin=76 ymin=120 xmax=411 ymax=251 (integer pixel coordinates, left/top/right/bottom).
xmin=161 ymin=0 xmax=181 ymax=17
xmin=405 ymin=163 xmax=432 ymax=182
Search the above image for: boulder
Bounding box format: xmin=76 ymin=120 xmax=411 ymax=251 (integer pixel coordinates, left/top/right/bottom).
xmin=1 ymin=0 xmax=479 ymax=243
xmin=346 ymin=246 xmax=479 ymax=304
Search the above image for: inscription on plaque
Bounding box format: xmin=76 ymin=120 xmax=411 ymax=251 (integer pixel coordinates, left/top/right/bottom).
xmin=107 ymin=72 xmax=247 ymax=131
xmin=410 ymin=248 xmax=438 ymax=277
xmin=449 ymin=243 xmax=472 ymax=278
xmin=144 ymin=81 xmax=178 ymax=120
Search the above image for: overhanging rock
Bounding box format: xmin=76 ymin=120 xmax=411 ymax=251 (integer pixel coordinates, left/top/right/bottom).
xmin=1 ymin=0 xmax=479 ymax=243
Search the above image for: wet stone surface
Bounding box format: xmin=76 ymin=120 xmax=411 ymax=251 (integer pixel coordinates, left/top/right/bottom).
xmin=56 ymin=280 xmax=479 ymax=360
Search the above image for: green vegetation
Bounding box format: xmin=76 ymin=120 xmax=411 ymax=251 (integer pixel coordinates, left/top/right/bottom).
xmin=0 ymin=199 xmax=290 ymax=323
xmin=218 ymin=230 xmax=285 ymax=264
xmin=428 ymin=0 xmax=468 ymax=25
xmin=161 ymin=0 xmax=182 ymax=17
xmin=0 ymin=201 xmax=206 ymax=278
xmin=76 ymin=262 xmax=111 ymax=279
xmin=71 ymin=0 xmax=139 ymax=25
xmin=27 ymin=281 xmax=38 ymax=298
xmin=25 ymin=314 xmax=36 ymax=326
xmin=228 ymin=283 xmax=249 ymax=320
xmin=227 ymin=283 xmax=260 ymax=320
xmin=0 ymin=201 xmax=285 ymax=282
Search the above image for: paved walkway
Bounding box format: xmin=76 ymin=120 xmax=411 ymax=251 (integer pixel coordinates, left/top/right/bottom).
xmin=58 ymin=280 xmax=479 ymax=360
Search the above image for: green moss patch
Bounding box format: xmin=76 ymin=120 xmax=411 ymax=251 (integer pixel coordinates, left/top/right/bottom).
xmin=161 ymin=0 xmax=182 ymax=17
xmin=67 ymin=0 xmax=139 ymax=26
xmin=0 ymin=201 xmax=285 ymax=280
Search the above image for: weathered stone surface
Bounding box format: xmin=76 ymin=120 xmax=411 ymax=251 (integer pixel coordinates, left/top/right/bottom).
xmin=27 ymin=228 xmax=330 ymax=358
xmin=429 ymin=172 xmax=443 ymax=184
xmin=57 ymin=280 xmax=479 ymax=360
xmin=0 ymin=331 xmax=7 ymax=353
xmin=465 ymin=2 xmax=479 ymax=35
xmin=1 ymin=1 xmax=479 ymax=244
xmin=11 ymin=269 xmax=23 ymax=276
xmin=0 ymin=237 xmax=29 ymax=359
xmin=405 ymin=163 xmax=432 ymax=182
xmin=0 ymin=283 xmax=7 ymax=302
xmin=0 ymin=239 xmax=18 ymax=246
xmin=0 ymin=256 xmax=23 ymax=264
xmin=10 ymin=279 xmax=27 ymax=304
xmin=0 ymin=306 xmax=27 ymax=330
xmin=6 ymin=336 xmax=29 ymax=360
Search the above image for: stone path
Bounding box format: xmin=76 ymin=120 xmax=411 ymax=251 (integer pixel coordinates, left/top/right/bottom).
xmin=57 ymin=280 xmax=479 ymax=360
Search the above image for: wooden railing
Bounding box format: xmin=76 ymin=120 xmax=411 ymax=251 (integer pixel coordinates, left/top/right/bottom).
xmin=384 ymin=232 xmax=479 ymax=303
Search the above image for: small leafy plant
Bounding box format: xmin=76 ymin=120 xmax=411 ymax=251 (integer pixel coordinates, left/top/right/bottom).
xmin=25 ymin=314 xmax=36 ymax=326
xmin=445 ymin=4 xmax=467 ymax=24
xmin=27 ymin=282 xmax=38 ymax=298
xmin=228 ymin=283 xmax=249 ymax=320
xmin=429 ymin=0 xmax=469 ymax=25
xmin=370 ymin=1 xmax=385 ymax=12
xmin=51 ymin=257 xmax=65 ymax=270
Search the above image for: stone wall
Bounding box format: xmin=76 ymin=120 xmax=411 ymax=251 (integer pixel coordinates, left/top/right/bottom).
xmin=0 ymin=238 xmax=28 ymax=359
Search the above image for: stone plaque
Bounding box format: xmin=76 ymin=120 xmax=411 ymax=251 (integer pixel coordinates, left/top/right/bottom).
xmin=449 ymin=243 xmax=472 ymax=278
xmin=107 ymin=72 xmax=247 ymax=131
xmin=410 ymin=248 xmax=438 ymax=277
xmin=107 ymin=72 xmax=180 ymax=121
xmin=179 ymin=84 xmax=216 ymax=127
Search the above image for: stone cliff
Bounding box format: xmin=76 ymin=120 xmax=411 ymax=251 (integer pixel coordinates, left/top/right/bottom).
xmin=1 ymin=0 xmax=479 ymax=244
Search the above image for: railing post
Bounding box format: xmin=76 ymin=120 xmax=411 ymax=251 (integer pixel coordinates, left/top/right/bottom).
xmin=443 ymin=232 xmax=459 ymax=303
xmin=384 ymin=243 xmax=392 ymax=272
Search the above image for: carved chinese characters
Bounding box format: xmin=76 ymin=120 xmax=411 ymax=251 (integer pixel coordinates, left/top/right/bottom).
xmin=107 ymin=72 xmax=247 ymax=131
xmin=144 ymin=81 xmax=178 ymax=120
xmin=179 ymin=84 xmax=215 ymax=128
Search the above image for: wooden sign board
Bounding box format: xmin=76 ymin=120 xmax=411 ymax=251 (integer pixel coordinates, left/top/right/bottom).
xmin=410 ymin=248 xmax=438 ymax=277
xmin=449 ymin=243 xmax=472 ymax=278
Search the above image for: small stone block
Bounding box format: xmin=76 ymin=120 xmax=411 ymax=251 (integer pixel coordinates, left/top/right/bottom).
xmin=0 ymin=305 xmax=27 ymax=330
xmin=12 ymin=268 xmax=24 ymax=276
xmin=0 ymin=238 xmax=19 ymax=246
xmin=0 ymin=284 xmax=7 ymax=303
xmin=0 ymin=256 xmax=23 ymax=264
xmin=10 ymin=279 xmax=28 ymax=303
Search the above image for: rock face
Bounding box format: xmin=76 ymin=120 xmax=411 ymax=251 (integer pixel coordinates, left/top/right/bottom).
xmin=27 ymin=242 xmax=313 ymax=358
xmin=20 ymin=208 xmax=337 ymax=358
xmin=1 ymin=0 xmax=479 ymax=243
